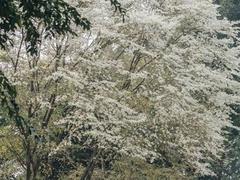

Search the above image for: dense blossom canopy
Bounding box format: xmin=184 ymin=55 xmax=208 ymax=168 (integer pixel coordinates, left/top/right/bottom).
xmin=0 ymin=0 xmax=240 ymax=179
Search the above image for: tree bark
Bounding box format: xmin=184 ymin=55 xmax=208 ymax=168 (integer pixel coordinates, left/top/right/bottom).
xmin=80 ymin=148 xmax=98 ymax=180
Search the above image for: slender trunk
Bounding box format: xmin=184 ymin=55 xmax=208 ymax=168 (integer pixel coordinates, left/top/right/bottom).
xmin=80 ymin=149 xmax=98 ymax=180
xmin=26 ymin=142 xmax=32 ymax=180
xmin=80 ymin=160 xmax=96 ymax=180
xmin=32 ymin=164 xmax=38 ymax=180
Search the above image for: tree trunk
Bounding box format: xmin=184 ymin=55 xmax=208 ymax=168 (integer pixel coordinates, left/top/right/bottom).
xmin=80 ymin=148 xmax=98 ymax=180
xmin=26 ymin=144 xmax=32 ymax=180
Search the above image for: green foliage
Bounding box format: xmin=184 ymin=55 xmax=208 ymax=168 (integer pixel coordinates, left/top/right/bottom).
xmin=221 ymin=105 xmax=240 ymax=179
xmin=110 ymin=0 xmax=126 ymax=22
xmin=108 ymin=158 xmax=195 ymax=180
xmin=0 ymin=0 xmax=20 ymax=48
xmin=0 ymin=70 xmax=29 ymax=139
xmin=217 ymin=0 xmax=240 ymax=21
xmin=0 ymin=71 xmax=17 ymax=119
xmin=212 ymin=1 xmax=240 ymax=178
xmin=0 ymin=0 xmax=91 ymax=55
xmin=0 ymin=0 xmax=126 ymax=55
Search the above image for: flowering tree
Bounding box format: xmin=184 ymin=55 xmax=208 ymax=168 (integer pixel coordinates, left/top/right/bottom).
xmin=52 ymin=0 xmax=240 ymax=177
xmin=77 ymin=0 xmax=240 ymax=176
xmin=0 ymin=0 xmax=126 ymax=179
xmin=1 ymin=0 xmax=240 ymax=179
